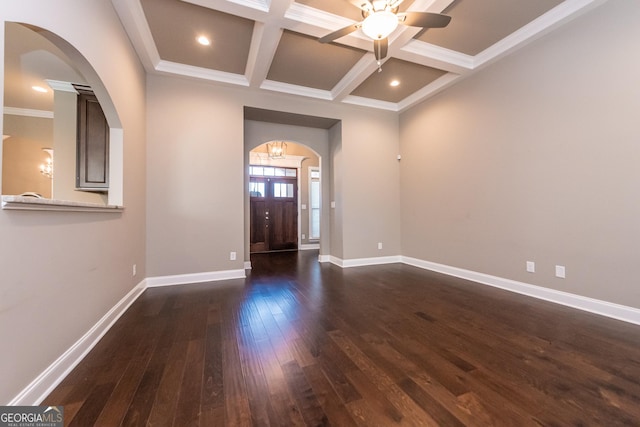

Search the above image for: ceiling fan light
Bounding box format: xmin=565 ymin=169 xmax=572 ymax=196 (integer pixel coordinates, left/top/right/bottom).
xmin=362 ymin=10 xmax=398 ymax=40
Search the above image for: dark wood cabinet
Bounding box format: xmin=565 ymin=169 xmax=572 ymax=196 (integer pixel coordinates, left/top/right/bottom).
xmin=75 ymin=85 xmax=109 ymax=191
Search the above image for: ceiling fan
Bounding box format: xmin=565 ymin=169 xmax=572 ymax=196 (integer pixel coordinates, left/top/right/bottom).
xmin=318 ymin=0 xmax=451 ymax=67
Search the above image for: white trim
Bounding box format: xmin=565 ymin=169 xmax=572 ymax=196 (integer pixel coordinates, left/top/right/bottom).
xmin=145 ymin=269 xmax=246 ymax=287
xmin=300 ymin=243 xmax=320 ymax=250
xmin=400 ymin=40 xmax=474 ymax=70
xmin=9 ymin=280 xmax=147 ymax=405
xmin=402 ymin=256 xmax=640 ymax=326
xmin=244 ymin=261 xmax=252 ymax=270
xmin=1 ymin=196 xmax=123 ymax=212
xmin=260 ymin=80 xmax=333 ymax=101
xmin=156 ymin=60 xmax=250 ymax=87
xmin=341 ymin=95 xmax=399 ymax=112
xmin=343 ymin=256 xmax=402 ymax=268
xmin=318 ymin=254 xmax=331 ymax=263
xmin=249 ymin=153 xmax=305 ymax=169
xmin=45 ymin=80 xmax=78 ymax=93
xmin=183 ymin=0 xmax=269 ymax=16
xmin=328 ymin=255 xmax=402 ymax=268
xmin=3 ymin=107 xmax=54 ymax=119
xmin=284 ymin=2 xmax=355 ymax=32
xmin=327 ymin=255 xmax=344 ymax=267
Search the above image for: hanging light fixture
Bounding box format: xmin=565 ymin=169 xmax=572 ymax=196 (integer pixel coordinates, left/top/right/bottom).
xmin=40 ymin=148 xmax=54 ymax=179
xmin=267 ymin=141 xmax=287 ymax=159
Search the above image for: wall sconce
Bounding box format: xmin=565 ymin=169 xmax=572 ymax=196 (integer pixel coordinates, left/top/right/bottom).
xmin=40 ymin=148 xmax=54 ymax=179
xmin=267 ymin=141 xmax=287 ymax=159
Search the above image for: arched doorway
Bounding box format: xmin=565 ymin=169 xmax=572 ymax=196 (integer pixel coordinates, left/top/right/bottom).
xmin=249 ymin=141 xmax=320 ymax=253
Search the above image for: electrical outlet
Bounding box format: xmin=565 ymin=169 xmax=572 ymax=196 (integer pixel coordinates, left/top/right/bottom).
xmin=230 ymin=251 xmax=237 ymax=261
xmin=555 ymin=265 xmax=566 ymax=278
xmin=378 ymin=242 xmax=383 ymax=250
xmin=302 ymin=234 xmax=306 ymax=240
xmin=526 ymin=261 xmax=535 ymax=273
xmin=132 ymin=264 xmax=137 ymax=277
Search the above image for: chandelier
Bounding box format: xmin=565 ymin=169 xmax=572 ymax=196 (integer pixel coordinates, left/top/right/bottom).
xmin=267 ymin=141 xmax=287 ymax=159
xmin=40 ymin=148 xmax=53 ymax=179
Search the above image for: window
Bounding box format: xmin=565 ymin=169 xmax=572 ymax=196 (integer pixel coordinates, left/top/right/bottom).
xmin=273 ymin=182 xmax=294 ymax=198
xmin=250 ymin=166 xmax=296 ymax=178
xmin=309 ymin=167 xmax=320 ymax=240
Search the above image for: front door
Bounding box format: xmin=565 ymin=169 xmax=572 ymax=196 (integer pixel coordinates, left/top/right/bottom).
xmin=250 ymin=174 xmax=298 ymax=253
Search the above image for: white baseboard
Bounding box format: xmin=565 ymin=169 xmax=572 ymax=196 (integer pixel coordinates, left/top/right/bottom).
xmin=145 ymin=269 xmax=246 ymax=287
xmin=300 ymin=243 xmax=320 ymax=250
xmin=327 ymin=255 xmax=402 ymax=268
xmin=318 ymin=254 xmax=331 ymax=263
xmin=10 ymin=280 xmax=147 ymax=406
xmin=402 ymin=256 xmax=640 ymax=326
xmin=244 ymin=261 xmax=252 ymax=270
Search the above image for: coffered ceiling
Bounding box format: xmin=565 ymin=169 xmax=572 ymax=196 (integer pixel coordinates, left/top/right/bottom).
xmin=2 ymin=0 xmax=601 ymax=116
xmin=111 ymin=0 xmax=606 ymax=112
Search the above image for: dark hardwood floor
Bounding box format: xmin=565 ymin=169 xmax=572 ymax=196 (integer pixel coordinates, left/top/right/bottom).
xmin=44 ymin=250 xmax=640 ymax=426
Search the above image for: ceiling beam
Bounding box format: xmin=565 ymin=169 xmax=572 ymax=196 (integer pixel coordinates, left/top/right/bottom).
xmin=111 ymin=0 xmax=161 ymax=71
xmin=244 ymin=0 xmax=293 ymax=87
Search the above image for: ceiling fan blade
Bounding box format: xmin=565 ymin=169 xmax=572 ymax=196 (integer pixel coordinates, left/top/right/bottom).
xmin=373 ymin=38 xmax=388 ymax=61
xmin=401 ymin=12 xmax=451 ymax=28
xmin=318 ymin=23 xmax=361 ymax=43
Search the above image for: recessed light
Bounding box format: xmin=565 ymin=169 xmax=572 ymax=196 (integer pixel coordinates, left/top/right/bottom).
xmin=32 ymin=85 xmax=48 ymax=93
xmin=197 ymin=35 xmax=211 ymax=46
xmin=390 ymin=80 xmax=400 ymax=87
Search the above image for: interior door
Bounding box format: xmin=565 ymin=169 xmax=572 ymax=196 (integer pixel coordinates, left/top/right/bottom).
xmin=249 ymin=175 xmax=297 ymax=253
xmin=268 ymin=177 xmax=298 ymax=251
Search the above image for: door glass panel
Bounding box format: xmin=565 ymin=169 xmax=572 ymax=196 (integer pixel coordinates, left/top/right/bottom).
xmin=273 ymin=182 xmax=294 ymax=198
xmin=249 ymin=182 xmax=265 ymax=197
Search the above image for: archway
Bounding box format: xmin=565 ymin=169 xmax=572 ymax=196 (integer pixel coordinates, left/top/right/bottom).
xmin=1 ymin=22 xmax=123 ymax=207
xmin=248 ymin=141 xmax=321 ymax=253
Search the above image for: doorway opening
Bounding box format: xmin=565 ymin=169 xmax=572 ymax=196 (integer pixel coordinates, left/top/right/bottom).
xmin=249 ymin=165 xmax=298 ymax=252
xmin=248 ymin=142 xmax=320 ymax=254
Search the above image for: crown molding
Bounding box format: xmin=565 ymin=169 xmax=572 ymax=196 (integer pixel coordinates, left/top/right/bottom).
xmin=341 ymin=95 xmax=399 ymax=112
xmin=156 ymin=60 xmax=250 ymax=86
xmin=3 ymin=107 xmax=54 ymax=119
xmin=260 ymin=80 xmax=333 ymax=100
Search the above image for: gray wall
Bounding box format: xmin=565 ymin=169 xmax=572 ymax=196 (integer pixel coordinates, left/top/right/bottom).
xmin=146 ymin=74 xmax=401 ymax=277
xmin=400 ymin=1 xmax=640 ymax=308
xmin=0 ymin=0 xmax=146 ymax=404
